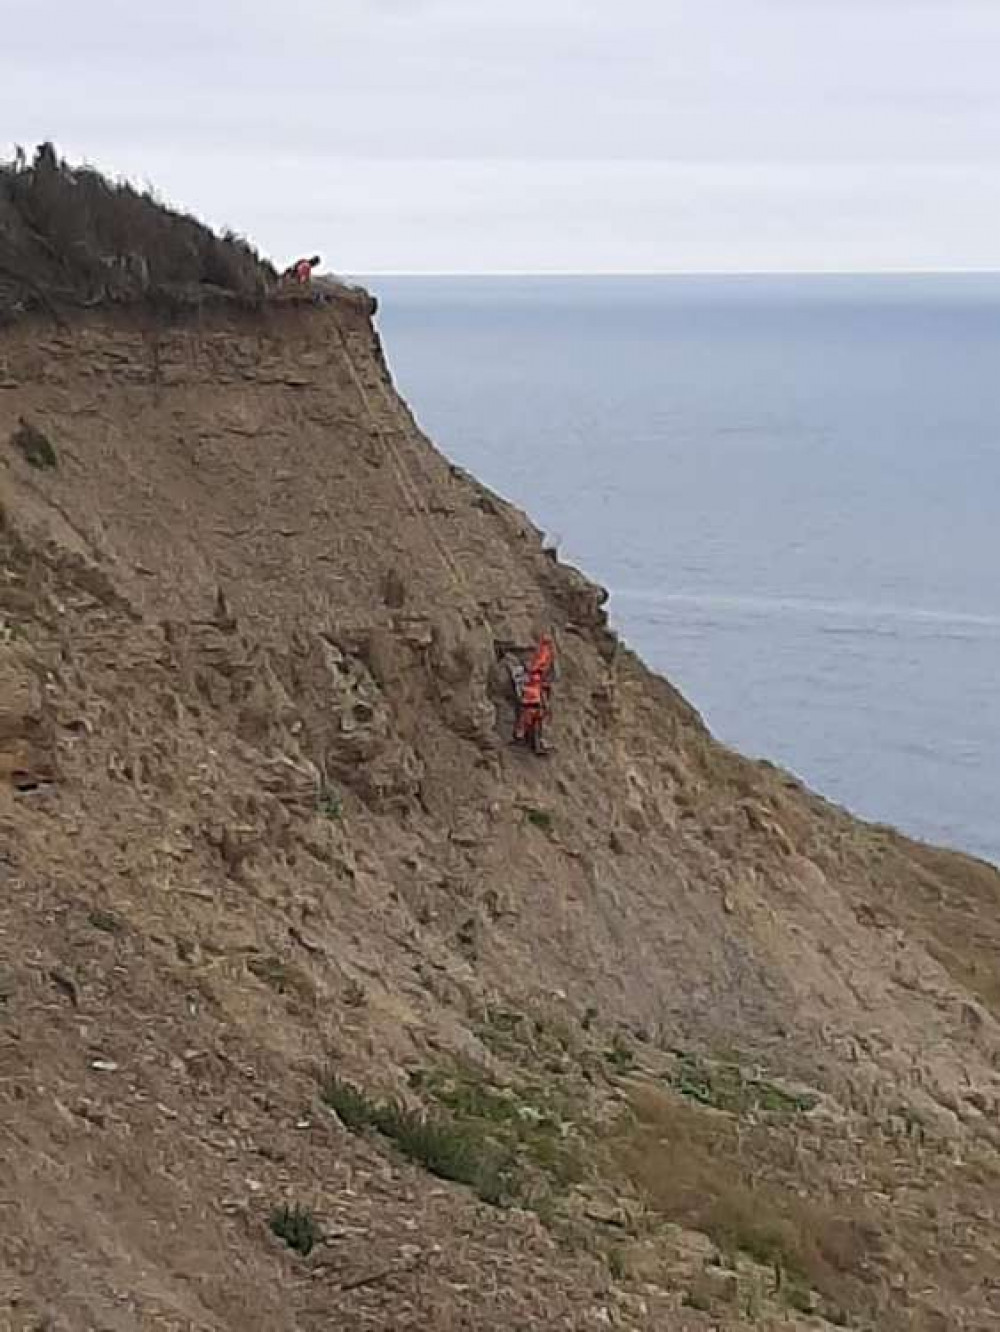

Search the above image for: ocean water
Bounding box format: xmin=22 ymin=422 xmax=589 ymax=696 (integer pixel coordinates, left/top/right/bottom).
xmin=363 ymin=275 xmax=1000 ymax=865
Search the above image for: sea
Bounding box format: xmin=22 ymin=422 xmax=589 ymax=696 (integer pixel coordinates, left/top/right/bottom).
xmin=361 ymin=275 xmax=1000 ymax=866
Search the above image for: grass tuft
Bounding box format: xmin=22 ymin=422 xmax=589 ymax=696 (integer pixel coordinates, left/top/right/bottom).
xmin=317 ymin=787 xmax=342 ymax=820
xmin=269 ymin=1203 xmax=318 ymax=1257
xmin=668 ymin=1052 xmax=817 ymax=1116
xmin=614 ymin=1082 xmax=880 ymax=1320
xmin=319 ymin=1074 xmax=512 ymax=1205
xmin=11 ymin=419 xmax=57 ymax=469
xmin=524 ymin=806 xmax=553 ymax=832
xmin=321 ymin=1074 xmax=378 ymax=1130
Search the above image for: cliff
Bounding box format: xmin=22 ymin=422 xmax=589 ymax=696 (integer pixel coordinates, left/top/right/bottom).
xmin=2 ymin=165 xmax=1000 ymax=1331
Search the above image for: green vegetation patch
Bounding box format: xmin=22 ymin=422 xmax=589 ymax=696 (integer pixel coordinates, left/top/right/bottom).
xmin=415 ymin=1065 xmax=586 ymax=1190
xmin=524 ymin=806 xmax=553 ymax=832
xmin=668 ymin=1053 xmax=816 ymax=1117
xmin=269 ymin=1203 xmax=318 ymax=1257
xmin=615 ymin=1081 xmax=878 ymax=1322
xmin=317 ymin=787 xmax=342 ymax=820
xmin=321 ymin=1064 xmax=587 ymax=1208
xmin=320 ymin=1073 xmax=514 ymax=1205
xmin=11 ymin=419 xmax=57 ymax=469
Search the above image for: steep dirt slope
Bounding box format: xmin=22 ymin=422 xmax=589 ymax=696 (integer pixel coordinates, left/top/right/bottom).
xmin=2 ymin=291 xmax=1000 ymax=1331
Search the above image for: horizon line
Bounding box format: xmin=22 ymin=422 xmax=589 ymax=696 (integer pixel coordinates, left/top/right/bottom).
xmin=351 ymin=267 xmax=1000 ymax=279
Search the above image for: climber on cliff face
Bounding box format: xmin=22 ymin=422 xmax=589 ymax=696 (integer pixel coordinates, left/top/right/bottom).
xmin=527 ymin=635 xmax=555 ymax=697
xmin=512 ymin=634 xmax=556 ymax=754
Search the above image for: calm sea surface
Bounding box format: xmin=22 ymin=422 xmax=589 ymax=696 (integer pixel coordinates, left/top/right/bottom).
xmin=362 ymin=275 xmax=1000 ymax=865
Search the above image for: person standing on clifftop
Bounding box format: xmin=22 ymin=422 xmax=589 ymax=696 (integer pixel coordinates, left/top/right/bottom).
xmin=283 ymin=255 xmax=321 ymax=285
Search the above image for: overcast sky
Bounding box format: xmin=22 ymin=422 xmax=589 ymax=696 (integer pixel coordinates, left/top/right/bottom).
xmin=5 ymin=0 xmax=1000 ymax=273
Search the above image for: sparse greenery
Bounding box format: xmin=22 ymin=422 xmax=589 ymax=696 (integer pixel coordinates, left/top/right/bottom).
xmin=785 ymin=1281 xmax=816 ymax=1315
xmin=606 ymin=1247 xmax=627 ymax=1281
xmin=321 ymin=1062 xmax=588 ymax=1210
xmin=668 ymin=1053 xmax=816 ymax=1117
xmin=524 ymin=806 xmax=553 ymax=832
xmin=87 ymin=907 xmax=125 ymax=935
xmin=319 ymin=1073 xmax=513 ymax=1205
xmin=246 ymin=954 xmax=315 ymax=1003
xmin=269 ymin=1203 xmax=318 ymax=1257
xmin=614 ymin=1081 xmax=879 ymax=1320
xmin=321 ymin=1074 xmax=379 ymax=1130
xmin=372 ymin=1099 xmax=512 ymax=1203
xmin=419 ymin=1065 xmax=586 ymax=1190
xmin=317 ymin=787 xmax=342 ymax=820
xmin=605 ymin=1032 xmax=636 ymax=1071
xmin=10 ymin=419 xmax=56 ymax=469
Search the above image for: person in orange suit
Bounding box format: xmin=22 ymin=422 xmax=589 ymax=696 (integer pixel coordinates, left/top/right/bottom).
xmin=514 ymin=670 xmax=545 ymax=747
xmin=283 ymin=255 xmax=321 ymax=285
xmin=513 ymin=635 xmax=556 ymax=752
xmin=527 ymin=634 xmax=555 ymax=684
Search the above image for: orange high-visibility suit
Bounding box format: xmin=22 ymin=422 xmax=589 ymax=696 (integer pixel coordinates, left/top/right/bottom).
xmin=514 ymin=670 xmax=545 ymax=742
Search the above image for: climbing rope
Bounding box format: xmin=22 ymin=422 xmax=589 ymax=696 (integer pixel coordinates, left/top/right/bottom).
xmin=335 ymin=323 xmax=496 ymax=653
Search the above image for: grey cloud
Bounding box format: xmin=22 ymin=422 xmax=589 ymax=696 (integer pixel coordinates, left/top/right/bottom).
xmin=4 ymin=0 xmax=1000 ymax=271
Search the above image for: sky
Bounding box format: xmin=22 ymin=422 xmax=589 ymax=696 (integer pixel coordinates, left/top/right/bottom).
xmin=5 ymin=0 xmax=1000 ymax=274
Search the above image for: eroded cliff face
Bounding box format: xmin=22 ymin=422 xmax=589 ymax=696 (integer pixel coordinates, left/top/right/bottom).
xmin=2 ymin=294 xmax=1000 ymax=1331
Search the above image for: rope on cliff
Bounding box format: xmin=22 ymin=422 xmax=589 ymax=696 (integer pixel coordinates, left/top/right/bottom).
xmin=334 ymin=324 xmax=494 ymax=651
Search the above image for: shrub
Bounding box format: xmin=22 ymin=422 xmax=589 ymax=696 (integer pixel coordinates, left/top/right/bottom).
xmin=269 ymin=1203 xmax=318 ymax=1257
xmin=87 ymin=907 xmax=126 ymax=935
xmin=524 ymin=807 xmax=553 ymax=832
xmin=317 ymin=788 xmax=342 ymax=820
xmin=372 ymin=1100 xmax=511 ymax=1204
xmin=10 ymin=419 xmax=56 ymax=469
xmin=605 ymin=1033 xmax=635 ymax=1071
xmin=0 ymin=142 xmax=275 ymax=322
xmin=606 ymin=1247 xmax=627 ymax=1281
xmin=320 ymin=1074 xmax=379 ymax=1130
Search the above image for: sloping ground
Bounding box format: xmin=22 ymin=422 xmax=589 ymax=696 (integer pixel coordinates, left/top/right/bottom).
xmin=2 ymin=293 xmax=1000 ymax=1331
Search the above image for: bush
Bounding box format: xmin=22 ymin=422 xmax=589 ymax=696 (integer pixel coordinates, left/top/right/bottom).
xmin=373 ymin=1100 xmax=510 ymax=1203
xmin=269 ymin=1203 xmax=318 ymax=1257
xmin=317 ymin=787 xmax=342 ymax=820
xmin=321 ymin=1074 xmax=379 ymax=1130
xmin=524 ymin=807 xmax=552 ymax=832
xmin=0 ymin=142 xmax=276 ymax=322
xmin=606 ymin=1247 xmax=627 ymax=1281
xmin=10 ymin=419 xmax=57 ymax=469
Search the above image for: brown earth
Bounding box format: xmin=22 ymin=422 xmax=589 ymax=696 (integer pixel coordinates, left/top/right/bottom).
xmin=2 ymin=285 xmax=1000 ymax=1331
